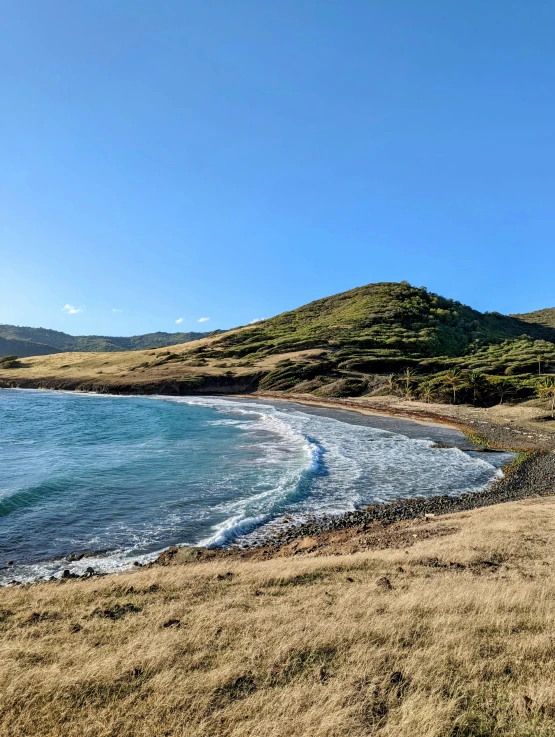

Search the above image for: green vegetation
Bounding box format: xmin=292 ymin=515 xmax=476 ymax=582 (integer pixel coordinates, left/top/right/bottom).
xmin=208 ymin=282 xmax=554 ymax=361
xmin=0 ymin=336 xmax=61 ymax=359
xmin=2 ymin=282 xmax=554 ymax=408
xmin=0 ymin=325 xmax=218 ymax=358
xmin=513 ymin=306 xmax=555 ymax=338
xmin=185 ymin=282 xmax=555 ymax=405
xmin=258 ymin=360 xmax=334 ymax=391
xmin=0 ymin=355 xmax=22 ymax=369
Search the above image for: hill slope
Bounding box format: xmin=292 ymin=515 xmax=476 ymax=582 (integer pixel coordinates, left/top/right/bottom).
xmin=515 ymin=307 xmax=555 ymax=336
xmin=0 ymin=336 xmax=62 ymax=359
xmin=1 ymin=282 xmax=554 ymax=406
xmin=0 ymin=325 xmax=215 ymax=357
xmin=210 ymin=282 xmax=553 ymax=360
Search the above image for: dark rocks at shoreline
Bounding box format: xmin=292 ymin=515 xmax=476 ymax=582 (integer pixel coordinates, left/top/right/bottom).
xmin=3 ymin=386 xmax=554 ymax=575
xmin=0 ymin=373 xmax=265 ymax=397
xmin=244 ymin=452 xmax=555 ymax=550
xmin=461 ymin=418 xmax=555 ymax=452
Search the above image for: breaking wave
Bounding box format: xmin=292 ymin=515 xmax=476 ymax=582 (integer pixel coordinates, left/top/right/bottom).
xmin=0 ymin=390 xmax=512 ymax=584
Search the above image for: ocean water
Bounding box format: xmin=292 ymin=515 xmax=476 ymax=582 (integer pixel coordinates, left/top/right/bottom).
xmin=0 ymin=390 xmax=511 ymax=584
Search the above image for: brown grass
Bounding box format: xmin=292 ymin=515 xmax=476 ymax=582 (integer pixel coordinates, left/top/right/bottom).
xmin=0 ymin=331 xmax=320 ymax=385
xmin=2 ymin=499 xmax=555 ymax=736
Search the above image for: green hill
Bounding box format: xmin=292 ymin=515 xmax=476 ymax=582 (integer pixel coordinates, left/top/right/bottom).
xmin=2 ymin=283 xmax=555 ymax=407
xmin=200 ymin=281 xmax=554 ymax=361
xmin=0 ymin=325 xmax=216 ymax=358
xmin=187 ymin=282 xmax=555 ymax=401
xmin=514 ymin=307 xmax=555 ymax=336
xmin=0 ymin=336 xmax=62 ymax=359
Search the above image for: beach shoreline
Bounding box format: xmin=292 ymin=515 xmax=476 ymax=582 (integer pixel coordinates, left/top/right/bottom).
xmin=154 ymin=392 xmax=555 ymax=565
xmin=1 ymin=386 xmax=554 ymax=583
xmin=248 ymin=391 xmax=555 ymax=450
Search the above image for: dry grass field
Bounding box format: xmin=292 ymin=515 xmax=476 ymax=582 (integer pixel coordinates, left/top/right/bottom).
xmin=0 ymin=329 xmax=321 ymax=386
xmin=2 ymin=498 xmax=555 ymax=737
xmin=0 ymin=332 xmax=252 ymax=383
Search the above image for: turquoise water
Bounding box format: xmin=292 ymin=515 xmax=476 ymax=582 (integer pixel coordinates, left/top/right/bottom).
xmin=0 ymin=390 xmax=510 ymax=583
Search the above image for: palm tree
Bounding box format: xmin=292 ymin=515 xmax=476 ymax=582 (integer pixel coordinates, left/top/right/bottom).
xmin=465 ymin=371 xmax=485 ymax=405
xmin=537 ymin=376 xmax=555 ymax=417
xmin=421 ymin=383 xmax=434 ymax=404
xmin=491 ymin=377 xmax=514 ymax=405
xmin=402 ymin=367 xmax=416 ymax=391
xmin=386 ymin=373 xmax=398 ymax=395
xmin=443 ymin=368 xmax=465 ymax=404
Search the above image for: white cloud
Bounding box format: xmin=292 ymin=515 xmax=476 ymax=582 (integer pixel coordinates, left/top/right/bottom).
xmin=61 ymin=304 xmax=82 ymax=314
xmin=112 ymin=308 xmax=123 ymax=313
xmin=249 ymin=318 xmax=265 ymax=324
xmin=175 ymin=317 xmax=184 ymax=324
xmin=198 ymin=317 xmax=210 ymax=323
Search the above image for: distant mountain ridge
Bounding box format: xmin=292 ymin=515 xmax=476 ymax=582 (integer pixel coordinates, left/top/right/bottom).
xmin=0 ymin=336 xmax=62 ymax=359
xmin=0 ymin=325 xmax=217 ymax=358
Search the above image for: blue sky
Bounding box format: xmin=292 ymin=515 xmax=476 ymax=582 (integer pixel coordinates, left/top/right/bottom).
xmin=1 ymin=1 xmax=554 ymax=335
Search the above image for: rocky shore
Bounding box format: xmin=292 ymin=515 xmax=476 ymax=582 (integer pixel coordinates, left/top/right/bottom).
xmin=251 ymin=451 xmax=554 ymax=547
xmin=156 ymin=394 xmax=555 ymax=564
xmin=2 ymin=383 xmax=553 ymax=574
xmin=238 ymin=395 xmax=555 ymax=551
xmin=0 ymin=373 xmax=263 ymax=395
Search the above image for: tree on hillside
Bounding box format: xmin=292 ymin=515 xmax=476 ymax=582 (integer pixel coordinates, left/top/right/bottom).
xmin=402 ymin=367 xmax=417 ymax=392
xmin=538 ymin=354 xmax=545 ymax=376
xmin=465 ymin=371 xmax=486 ymax=405
xmin=442 ymin=368 xmax=465 ymax=404
xmin=489 ymin=377 xmax=515 ymax=405
xmin=537 ymin=376 xmax=555 ymax=417
xmin=420 ymin=383 xmax=435 ymax=404
xmin=386 ymin=373 xmax=397 ymax=394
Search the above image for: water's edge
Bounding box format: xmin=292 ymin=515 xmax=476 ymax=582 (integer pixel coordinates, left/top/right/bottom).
xmin=0 ymin=388 xmax=525 ymax=586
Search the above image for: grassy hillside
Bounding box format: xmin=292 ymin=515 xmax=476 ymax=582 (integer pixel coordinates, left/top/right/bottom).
xmin=515 ymin=307 xmax=555 ymax=336
xmin=0 ymin=325 xmax=215 ymax=357
xmin=199 ymin=282 xmax=554 ymax=361
xmin=1 ymin=283 xmax=554 ymax=408
xmin=2 ymin=498 xmax=555 ymax=736
xmin=0 ymin=336 xmax=62 ymax=359
xmin=183 ymin=282 xmax=555 ymax=402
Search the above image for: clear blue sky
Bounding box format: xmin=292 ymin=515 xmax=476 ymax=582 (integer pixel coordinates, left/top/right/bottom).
xmin=1 ymin=1 xmax=554 ymax=336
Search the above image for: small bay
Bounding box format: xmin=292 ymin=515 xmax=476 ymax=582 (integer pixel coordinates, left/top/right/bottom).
xmin=0 ymin=390 xmax=511 ymax=584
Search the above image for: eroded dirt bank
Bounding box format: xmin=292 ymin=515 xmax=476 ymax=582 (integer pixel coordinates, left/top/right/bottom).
xmin=0 ymin=373 xmax=263 ymax=395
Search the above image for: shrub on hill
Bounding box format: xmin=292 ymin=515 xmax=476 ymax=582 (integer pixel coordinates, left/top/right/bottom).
xmin=0 ymin=355 xmax=22 ymax=368
xmin=206 ymin=283 xmax=554 ymax=365
xmin=258 ymin=362 xmax=335 ymax=392
xmin=313 ymin=377 xmax=368 ymax=398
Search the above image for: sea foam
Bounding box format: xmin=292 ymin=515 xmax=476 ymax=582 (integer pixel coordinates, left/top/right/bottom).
xmin=0 ymin=390 xmax=512 ymax=584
